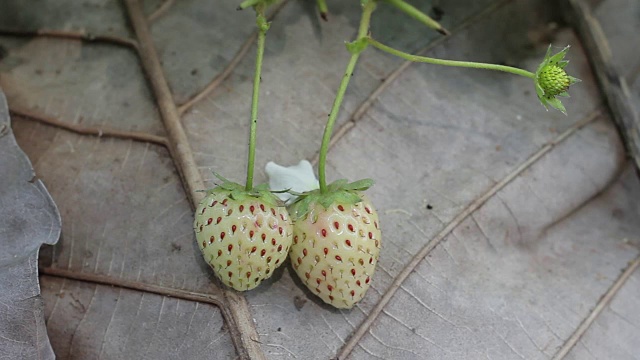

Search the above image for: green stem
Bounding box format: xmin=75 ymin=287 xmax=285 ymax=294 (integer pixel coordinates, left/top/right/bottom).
xmin=367 ymin=37 xmax=536 ymax=79
xmin=317 ymin=0 xmax=328 ymax=20
xmin=246 ymin=6 xmax=269 ymax=190
xmin=318 ymin=0 xmax=377 ymax=193
xmin=238 ymin=0 xmax=261 ymax=10
xmin=382 ymin=0 xmax=448 ymax=35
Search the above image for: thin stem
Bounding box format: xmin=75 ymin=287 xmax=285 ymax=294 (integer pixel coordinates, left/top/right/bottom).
xmin=246 ymin=5 xmax=269 ymax=190
xmin=238 ymin=0 xmax=261 ymax=10
xmin=382 ymin=0 xmax=449 ymax=35
xmin=317 ymin=0 xmax=328 ymax=20
xmin=367 ymin=37 xmax=536 ymax=79
xmin=318 ymin=0 xmax=377 ymax=193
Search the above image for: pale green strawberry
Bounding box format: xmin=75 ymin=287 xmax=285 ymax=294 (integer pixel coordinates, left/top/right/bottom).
xmin=288 ymin=179 xmax=381 ymax=308
xmin=194 ymin=177 xmax=292 ymax=291
xmin=534 ymin=45 xmax=580 ymax=114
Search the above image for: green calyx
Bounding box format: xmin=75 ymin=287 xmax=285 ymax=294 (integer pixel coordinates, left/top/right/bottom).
xmin=534 ymin=45 xmax=581 ymax=115
xmin=256 ymin=13 xmax=270 ymax=32
xmin=205 ymin=172 xmax=284 ymax=207
xmin=289 ymin=178 xmax=374 ymax=220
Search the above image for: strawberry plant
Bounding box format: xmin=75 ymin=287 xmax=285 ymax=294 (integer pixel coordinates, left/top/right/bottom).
xmin=284 ymin=0 xmax=580 ymax=308
xmin=193 ymin=0 xmax=581 ymax=302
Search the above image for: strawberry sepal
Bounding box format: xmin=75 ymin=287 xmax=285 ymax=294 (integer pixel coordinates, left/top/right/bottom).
xmin=289 ymin=178 xmax=374 ymax=220
xmin=204 ymin=172 xmax=285 ymax=207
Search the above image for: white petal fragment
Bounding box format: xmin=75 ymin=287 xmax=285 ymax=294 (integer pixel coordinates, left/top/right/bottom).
xmin=265 ymin=160 xmax=319 ymax=203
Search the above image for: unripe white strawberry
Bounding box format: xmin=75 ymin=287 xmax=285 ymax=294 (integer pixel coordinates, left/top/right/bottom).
xmin=288 ymin=179 xmax=380 ymax=308
xmin=194 ymin=178 xmax=292 ymax=291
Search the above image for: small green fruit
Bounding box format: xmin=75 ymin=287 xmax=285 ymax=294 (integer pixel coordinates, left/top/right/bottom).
xmin=538 ymin=65 xmax=571 ymax=97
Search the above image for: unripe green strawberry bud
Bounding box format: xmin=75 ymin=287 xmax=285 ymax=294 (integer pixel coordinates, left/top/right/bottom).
xmin=533 ymin=45 xmax=581 ymax=115
xmin=538 ymin=65 xmax=571 ymax=97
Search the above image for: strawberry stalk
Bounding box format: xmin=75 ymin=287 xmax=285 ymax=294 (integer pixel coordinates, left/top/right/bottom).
xmin=381 ymin=0 xmax=449 ymax=35
xmin=365 ymin=37 xmax=580 ymax=113
xmin=246 ymin=4 xmax=270 ymax=191
xmin=318 ymin=0 xmax=377 ymax=194
xmin=238 ymin=0 xmax=261 ymax=10
xmin=366 ymin=37 xmax=536 ymax=79
xmin=317 ymin=0 xmax=329 ymax=21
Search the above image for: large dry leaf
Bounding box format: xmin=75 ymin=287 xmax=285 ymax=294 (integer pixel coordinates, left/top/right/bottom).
xmin=0 ymin=91 xmax=61 ymax=359
xmin=1 ymin=0 xmax=639 ymax=359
